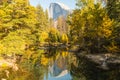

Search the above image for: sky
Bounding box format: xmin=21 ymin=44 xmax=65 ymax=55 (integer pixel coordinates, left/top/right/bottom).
xmin=29 ymin=0 xmax=76 ymax=10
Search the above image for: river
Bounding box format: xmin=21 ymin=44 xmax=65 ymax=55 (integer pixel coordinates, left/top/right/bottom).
xmin=0 ymin=47 xmax=120 ymax=80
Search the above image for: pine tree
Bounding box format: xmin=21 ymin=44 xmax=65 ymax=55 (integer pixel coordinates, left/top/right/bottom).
xmin=106 ymin=0 xmax=120 ymax=21
xmin=106 ymin=0 xmax=120 ymax=53
xmin=36 ymin=4 xmax=47 ymax=31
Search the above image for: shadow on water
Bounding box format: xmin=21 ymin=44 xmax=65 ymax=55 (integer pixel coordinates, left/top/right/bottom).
xmin=0 ymin=47 xmax=120 ymax=80
xmin=70 ymin=54 xmax=120 ymax=80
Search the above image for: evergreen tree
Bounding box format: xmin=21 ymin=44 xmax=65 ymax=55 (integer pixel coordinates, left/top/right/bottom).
xmin=0 ymin=0 xmax=37 ymax=55
xmin=106 ymin=0 xmax=120 ymax=21
xmin=36 ymin=4 xmax=47 ymax=31
xmin=106 ymin=0 xmax=120 ymax=53
xmin=69 ymin=0 xmax=114 ymax=53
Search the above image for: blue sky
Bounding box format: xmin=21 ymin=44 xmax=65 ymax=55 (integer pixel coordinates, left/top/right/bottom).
xmin=29 ymin=0 xmax=76 ymax=10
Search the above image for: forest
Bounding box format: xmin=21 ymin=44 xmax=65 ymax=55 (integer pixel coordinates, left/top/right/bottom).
xmin=0 ymin=0 xmax=120 ymax=80
xmin=0 ymin=0 xmax=70 ymax=56
xmin=0 ymin=0 xmax=119 ymax=56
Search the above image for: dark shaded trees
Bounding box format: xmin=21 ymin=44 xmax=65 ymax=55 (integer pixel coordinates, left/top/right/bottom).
xmin=68 ymin=0 xmax=116 ymax=53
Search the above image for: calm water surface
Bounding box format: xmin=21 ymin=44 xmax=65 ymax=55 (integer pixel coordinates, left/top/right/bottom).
xmin=0 ymin=48 xmax=120 ymax=80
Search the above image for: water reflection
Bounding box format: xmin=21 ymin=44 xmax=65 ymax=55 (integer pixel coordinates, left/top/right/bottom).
xmin=0 ymin=47 xmax=120 ymax=80
xmin=0 ymin=47 xmax=76 ymax=80
xmin=70 ymin=55 xmax=120 ymax=80
xmin=42 ymin=48 xmax=73 ymax=80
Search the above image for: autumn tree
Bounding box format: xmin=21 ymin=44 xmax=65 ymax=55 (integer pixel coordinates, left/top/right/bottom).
xmin=105 ymin=0 xmax=120 ymax=53
xmin=36 ymin=4 xmax=49 ymax=31
xmin=45 ymin=9 xmax=49 ymax=25
xmin=48 ymin=28 xmax=60 ymax=45
xmin=0 ymin=0 xmax=38 ymax=55
xmin=57 ymin=16 xmax=69 ymax=35
xmin=106 ymin=0 xmax=120 ymax=21
xmin=61 ymin=33 xmax=68 ymax=44
xmin=69 ymin=0 xmax=114 ymax=53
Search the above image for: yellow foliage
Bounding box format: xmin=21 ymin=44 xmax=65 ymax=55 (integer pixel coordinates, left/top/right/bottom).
xmin=61 ymin=51 xmax=68 ymax=58
xmin=87 ymin=14 xmax=94 ymax=20
xmin=41 ymin=32 xmax=48 ymax=39
xmin=1 ymin=63 xmax=8 ymax=68
xmin=49 ymin=28 xmax=59 ymax=34
xmin=0 ymin=44 xmax=4 ymax=54
xmin=102 ymin=15 xmax=113 ymax=38
xmin=48 ymin=27 xmax=60 ymax=43
xmin=40 ymin=31 xmax=48 ymax=42
xmin=41 ymin=55 xmax=49 ymax=66
xmin=61 ymin=34 xmax=68 ymax=44
xmin=0 ymin=9 xmax=6 ymax=17
xmin=107 ymin=42 xmax=119 ymax=53
xmin=25 ymin=49 xmax=33 ymax=58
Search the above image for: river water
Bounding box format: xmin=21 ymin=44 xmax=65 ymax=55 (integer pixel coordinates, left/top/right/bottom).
xmin=0 ymin=47 xmax=120 ymax=80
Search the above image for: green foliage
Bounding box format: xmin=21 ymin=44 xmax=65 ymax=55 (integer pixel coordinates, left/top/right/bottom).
xmin=106 ymin=0 xmax=120 ymax=53
xmin=0 ymin=0 xmax=37 ymax=32
xmin=76 ymin=0 xmax=94 ymax=8
xmin=69 ymin=0 xmax=115 ymax=53
xmin=0 ymin=0 xmax=52 ymax=55
xmin=0 ymin=0 xmax=45 ymax=55
xmin=0 ymin=0 xmax=118 ymax=55
xmin=48 ymin=28 xmax=60 ymax=44
xmin=36 ymin=4 xmax=48 ymax=31
xmin=106 ymin=0 xmax=120 ymax=21
xmin=39 ymin=31 xmax=48 ymax=42
xmin=0 ymin=31 xmax=26 ymax=54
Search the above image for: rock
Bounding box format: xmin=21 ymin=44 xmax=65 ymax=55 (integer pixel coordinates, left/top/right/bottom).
xmin=78 ymin=53 xmax=120 ymax=70
xmin=5 ymin=70 xmax=9 ymax=78
xmin=1 ymin=78 xmax=7 ymax=80
xmin=0 ymin=59 xmax=18 ymax=71
xmin=49 ymin=2 xmax=71 ymax=20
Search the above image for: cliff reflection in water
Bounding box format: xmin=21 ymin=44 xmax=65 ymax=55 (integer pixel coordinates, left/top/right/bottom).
xmin=42 ymin=48 xmax=73 ymax=80
xmin=0 ymin=47 xmax=120 ymax=80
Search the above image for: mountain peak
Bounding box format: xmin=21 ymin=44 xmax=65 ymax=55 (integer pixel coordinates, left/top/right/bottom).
xmin=49 ymin=2 xmax=70 ymax=20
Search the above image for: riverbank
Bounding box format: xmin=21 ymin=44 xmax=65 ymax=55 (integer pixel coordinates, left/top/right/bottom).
xmin=76 ymin=52 xmax=120 ymax=70
xmin=0 ymin=57 xmax=18 ymax=71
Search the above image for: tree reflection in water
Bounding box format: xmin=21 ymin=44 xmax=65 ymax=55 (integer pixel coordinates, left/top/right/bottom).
xmin=0 ymin=48 xmax=120 ymax=80
xmin=70 ymin=55 xmax=120 ymax=80
xmin=43 ymin=47 xmax=73 ymax=80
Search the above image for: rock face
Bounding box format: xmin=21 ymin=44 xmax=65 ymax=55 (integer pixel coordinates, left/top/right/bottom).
xmin=49 ymin=2 xmax=70 ymax=20
xmin=77 ymin=53 xmax=120 ymax=70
